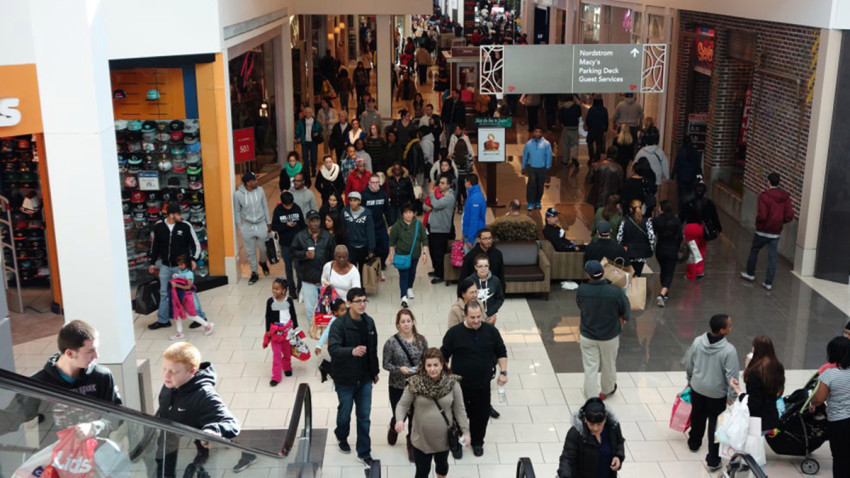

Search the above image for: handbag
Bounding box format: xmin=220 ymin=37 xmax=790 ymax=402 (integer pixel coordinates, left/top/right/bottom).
xmin=625 ymin=276 xmax=647 ymax=311
xmin=703 ymin=221 xmax=719 ymax=241
xmin=362 ymin=257 xmax=380 ymax=293
xmin=392 ymin=221 xmax=420 ymax=270
xmin=450 ymin=241 xmax=464 ymax=267
xmin=265 ymin=234 xmax=280 ymax=265
xmin=669 ymin=387 xmax=693 ymax=432
xmin=432 ymin=397 xmax=463 ymax=453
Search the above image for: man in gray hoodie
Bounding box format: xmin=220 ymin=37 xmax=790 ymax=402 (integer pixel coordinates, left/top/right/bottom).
xmin=682 ymin=313 xmax=739 ymax=471
xmin=612 ymin=93 xmax=643 ymax=144
xmin=233 ymin=172 xmax=271 ymax=284
xmin=425 ymin=174 xmax=456 ymax=284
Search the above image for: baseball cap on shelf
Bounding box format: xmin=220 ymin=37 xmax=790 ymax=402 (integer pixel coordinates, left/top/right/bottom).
xmin=114 ymin=120 xmax=128 ymax=131
xmin=113 ymin=89 xmax=127 ymax=100
xmin=596 ymin=220 xmax=612 ymax=235
xmin=146 ymin=89 xmax=160 ymax=100
xmin=156 ymin=121 xmax=170 ymax=132
xmin=156 ymin=131 xmax=171 ymax=142
xmin=127 ymin=120 xmax=143 ymax=132
xmin=348 ymin=191 xmax=361 ymax=200
xmin=169 ymin=131 xmax=184 ymax=143
xmin=169 ymin=120 xmax=185 ymax=132
xmin=242 ymin=172 xmax=257 ymax=183
xmin=185 ymin=142 xmax=201 ymax=154
xmin=187 ymin=165 xmax=202 ymax=176
xmin=185 ymin=152 xmax=201 ymax=165
xmin=131 ymin=190 xmax=146 ymax=203
xmin=141 ymin=120 xmax=157 ymax=132
xmin=305 ymin=210 xmax=320 ymax=221
xmin=124 ymin=176 xmax=138 ymax=188
xmin=184 ymin=121 xmax=200 ymax=134
xmin=184 ymin=132 xmax=199 ymax=144
xmin=584 ymin=260 xmax=604 ymax=279
xmin=545 ymin=207 xmax=559 ymax=218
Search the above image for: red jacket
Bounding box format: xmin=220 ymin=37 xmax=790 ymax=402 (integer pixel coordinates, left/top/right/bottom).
xmin=344 ymin=170 xmax=371 ymax=203
xmin=756 ymin=188 xmax=794 ymax=235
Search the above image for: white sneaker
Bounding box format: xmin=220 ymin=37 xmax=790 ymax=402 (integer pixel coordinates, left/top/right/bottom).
xmin=739 ymin=272 xmax=755 ymax=281
xmin=169 ymin=333 xmax=186 ymax=341
xmin=298 ymin=291 xmax=304 ymax=303
xmin=762 ymin=282 xmax=773 ymax=291
xmin=204 ymin=323 xmax=215 ymax=336
xmin=401 ymin=296 xmax=409 ymax=308
xmin=407 ymin=288 xmax=415 ymax=299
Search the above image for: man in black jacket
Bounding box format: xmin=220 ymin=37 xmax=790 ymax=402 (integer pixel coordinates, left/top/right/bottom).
xmin=157 ymin=342 xmax=256 ymax=475
xmin=148 ymin=202 xmax=201 ymax=330
xmin=441 ymin=301 xmax=508 ymax=457
xmin=543 ymin=208 xmax=584 ymax=252
xmin=330 ymin=111 xmax=353 ymax=162
xmin=361 ymin=174 xmax=391 ymax=273
xmin=328 ymin=288 xmax=380 ymax=467
xmin=291 ymin=210 xmax=335 ymax=326
xmin=271 ymin=192 xmax=306 ymax=299
xmin=576 ymin=260 xmax=630 ymax=401
xmin=583 ymin=221 xmax=629 ymax=266
xmin=458 ymin=228 xmax=505 ymax=293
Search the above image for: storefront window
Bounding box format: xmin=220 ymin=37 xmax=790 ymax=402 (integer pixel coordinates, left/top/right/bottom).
xmin=581 ymin=4 xmax=602 ymax=44
xmin=229 ymin=39 xmax=278 ymax=177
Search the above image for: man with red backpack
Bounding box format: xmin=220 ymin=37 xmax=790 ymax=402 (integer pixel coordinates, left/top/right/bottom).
xmin=739 ymin=172 xmax=795 ymax=290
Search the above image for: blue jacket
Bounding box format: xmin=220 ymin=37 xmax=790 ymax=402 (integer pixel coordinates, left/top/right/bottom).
xmin=462 ymin=184 xmax=487 ymax=242
xmin=295 ymin=117 xmax=322 ymax=143
xmin=521 ymin=138 xmax=552 ymax=170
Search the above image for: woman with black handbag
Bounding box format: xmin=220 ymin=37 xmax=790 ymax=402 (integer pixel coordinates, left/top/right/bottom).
xmin=395 ymin=347 xmax=470 ymax=477
xmin=382 ymin=309 xmax=428 ymax=462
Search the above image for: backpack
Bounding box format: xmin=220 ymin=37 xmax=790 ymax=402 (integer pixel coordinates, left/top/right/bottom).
xmin=453 ymin=137 xmax=470 ymax=170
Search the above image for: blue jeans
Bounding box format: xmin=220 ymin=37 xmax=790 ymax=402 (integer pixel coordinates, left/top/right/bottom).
xmin=398 ymin=258 xmax=419 ymax=298
xmin=526 ymin=166 xmax=546 ymax=205
xmin=746 ymin=234 xmax=779 ymax=285
xmin=280 ymin=245 xmax=301 ymax=293
xmin=301 ymin=141 xmax=319 ymax=175
xmin=302 ymin=282 xmax=320 ymax=325
xmin=334 ymin=380 xmax=373 ymax=458
xmin=157 ymin=264 xmax=180 ymax=324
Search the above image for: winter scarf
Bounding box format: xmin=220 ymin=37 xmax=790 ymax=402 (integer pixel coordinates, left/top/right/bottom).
xmin=319 ymin=163 xmax=340 ymax=182
xmin=407 ymin=372 xmax=462 ymax=399
xmin=285 ymin=161 xmax=303 ymax=178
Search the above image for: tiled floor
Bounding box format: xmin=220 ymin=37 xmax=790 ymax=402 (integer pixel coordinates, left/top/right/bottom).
xmin=9 ymin=67 xmax=847 ymax=478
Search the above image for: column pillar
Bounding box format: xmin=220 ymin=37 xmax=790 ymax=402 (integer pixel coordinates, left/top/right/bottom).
xmin=795 ymin=29 xmax=841 ymax=276
xmin=278 ymin=17 xmax=295 ymax=155
xmin=305 ymin=16 xmax=315 ymax=106
xmin=28 ymin=0 xmax=140 ymax=409
xmin=376 ymin=15 xmax=393 ymax=119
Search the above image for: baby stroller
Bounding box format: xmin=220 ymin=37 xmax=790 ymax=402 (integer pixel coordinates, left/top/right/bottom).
xmin=766 ymin=373 xmax=828 ymax=474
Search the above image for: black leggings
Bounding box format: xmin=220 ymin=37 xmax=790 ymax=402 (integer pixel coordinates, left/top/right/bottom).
xmin=657 ymin=256 xmax=677 ymax=289
xmin=413 ymin=447 xmax=449 ymax=478
xmin=828 ymin=417 xmax=850 ymax=478
xmin=631 ymin=261 xmax=645 ymax=277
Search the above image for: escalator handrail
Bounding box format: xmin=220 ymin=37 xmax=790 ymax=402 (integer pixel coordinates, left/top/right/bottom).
xmin=281 ymin=382 xmax=311 ymax=457
xmin=0 ymin=368 xmax=291 ymax=459
xmin=728 ymin=453 xmax=768 ymax=478
xmin=515 ymin=457 xmax=536 ymax=478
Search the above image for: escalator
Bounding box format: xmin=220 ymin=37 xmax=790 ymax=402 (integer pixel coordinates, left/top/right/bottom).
xmin=0 ymin=368 xmax=328 ymax=477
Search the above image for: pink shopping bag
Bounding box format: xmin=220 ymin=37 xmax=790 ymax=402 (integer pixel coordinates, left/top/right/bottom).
xmin=451 ymin=241 xmax=464 ymax=267
xmin=669 ymin=389 xmax=692 ymax=433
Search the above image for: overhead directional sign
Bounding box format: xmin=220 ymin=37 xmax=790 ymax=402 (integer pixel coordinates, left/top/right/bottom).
xmin=486 ymin=43 xmax=667 ymax=94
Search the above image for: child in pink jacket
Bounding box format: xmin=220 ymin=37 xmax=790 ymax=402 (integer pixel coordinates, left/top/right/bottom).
xmin=263 ymin=278 xmax=298 ymax=386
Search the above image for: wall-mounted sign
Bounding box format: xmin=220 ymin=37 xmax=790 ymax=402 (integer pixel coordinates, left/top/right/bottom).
xmin=0 ymin=98 xmax=22 ymax=127
xmin=694 ymin=38 xmax=714 ymax=76
xmin=474 ymin=117 xmax=512 ymax=127
xmin=233 ymin=127 xmax=256 ymax=163
xmin=738 ymin=86 xmax=753 ymax=146
xmin=464 ymin=0 xmax=475 ymax=34
xmin=478 ymin=127 xmax=506 ymax=163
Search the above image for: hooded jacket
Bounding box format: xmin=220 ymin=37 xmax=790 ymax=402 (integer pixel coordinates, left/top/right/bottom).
xmin=344 ymin=169 xmax=371 ymax=202
xmin=756 ymin=188 xmax=795 ymax=235
xmin=459 ymin=242 xmax=506 ymax=291
xmin=634 ymin=145 xmax=670 ymax=186
xmin=149 ymin=219 xmax=201 ymax=267
xmin=156 ymin=362 xmax=240 ymax=439
xmin=558 ymin=411 xmax=626 ymax=478
xmin=427 ymin=188 xmax=456 ymax=234
xmin=342 ymin=206 xmax=376 ymax=251
xmin=462 ymin=184 xmax=487 ymax=243
xmin=469 ymin=271 xmax=504 ymax=318
xmin=683 ymin=332 xmax=740 ymax=402
xmin=386 ymin=166 xmax=416 ymax=207
xmin=233 ymin=184 xmax=270 ymax=226
xmin=315 ymin=164 xmax=345 ymax=202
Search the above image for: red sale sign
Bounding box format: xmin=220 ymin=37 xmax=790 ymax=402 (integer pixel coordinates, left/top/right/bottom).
xmin=233 ymin=127 xmax=255 ymax=163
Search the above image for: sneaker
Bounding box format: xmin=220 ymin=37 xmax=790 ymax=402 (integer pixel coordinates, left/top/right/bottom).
xmin=535 ymin=202 xmax=542 ymax=209
xmin=203 ymin=323 xmax=215 ymax=336
xmin=657 ymin=295 xmax=668 ymax=308
xmin=260 ymin=262 xmax=270 ymax=276
xmin=357 ymin=455 xmax=374 ymax=467
xmin=407 ymin=288 xmax=415 ymax=299
xmin=338 ymin=440 xmax=351 ymax=454
xmin=739 ymin=272 xmax=756 ymax=281
xmin=526 ymin=204 xmax=534 ymax=211
xmin=270 ymin=380 xmax=279 ymax=387
xmin=401 ymin=296 xmax=409 ymax=308
xmin=298 ymin=291 xmax=304 ymax=303
xmin=489 ymin=407 xmax=500 ymax=419
xmin=706 ymin=462 xmax=722 ymax=472
xmin=232 ymin=453 xmax=257 ymax=473
xmin=147 ymin=321 xmax=171 ymax=330
xmin=762 ymin=282 xmax=773 ymax=291
xmin=381 ymin=271 xmax=386 ymax=282
xmin=248 ymin=273 xmax=259 ymax=285
xmin=169 ymin=333 xmax=186 ymax=341
xmin=284 ymin=371 xmax=293 ymax=377
xmin=431 ymin=277 xmax=444 ymax=284
xmin=599 ymin=384 xmax=618 ymax=400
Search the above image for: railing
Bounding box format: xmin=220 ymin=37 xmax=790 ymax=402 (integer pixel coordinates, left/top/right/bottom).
xmin=281 ymin=382 xmax=312 ymax=457
xmin=516 ymin=457 xmax=536 ymax=478
xmin=727 ymin=453 xmax=768 ymax=478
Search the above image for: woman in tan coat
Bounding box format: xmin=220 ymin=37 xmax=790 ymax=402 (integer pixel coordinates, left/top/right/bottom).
xmin=395 ymin=348 xmax=470 ymax=477
xmin=446 ymin=277 xmax=480 ymax=328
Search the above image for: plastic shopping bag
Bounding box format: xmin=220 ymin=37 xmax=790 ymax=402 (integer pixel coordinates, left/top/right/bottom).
xmin=686 ymin=239 xmax=703 ymax=264
xmin=715 ymin=396 xmax=750 ymax=451
xmin=12 ymin=442 xmax=58 ymax=478
xmin=743 ymin=434 xmax=767 ymax=466
xmin=669 ymin=388 xmax=693 ymax=433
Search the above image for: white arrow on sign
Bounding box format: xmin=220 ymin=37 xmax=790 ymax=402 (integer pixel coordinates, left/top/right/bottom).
xmin=630 ymin=48 xmax=640 ymax=58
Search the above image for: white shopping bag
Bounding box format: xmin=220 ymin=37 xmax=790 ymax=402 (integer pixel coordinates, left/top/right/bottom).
xmin=686 ymin=240 xmax=703 ymax=264
xmin=715 ymin=396 xmax=749 ymax=451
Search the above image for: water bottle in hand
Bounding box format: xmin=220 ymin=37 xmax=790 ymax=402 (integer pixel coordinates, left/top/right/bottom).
xmin=498 ymin=385 xmax=506 ymax=403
